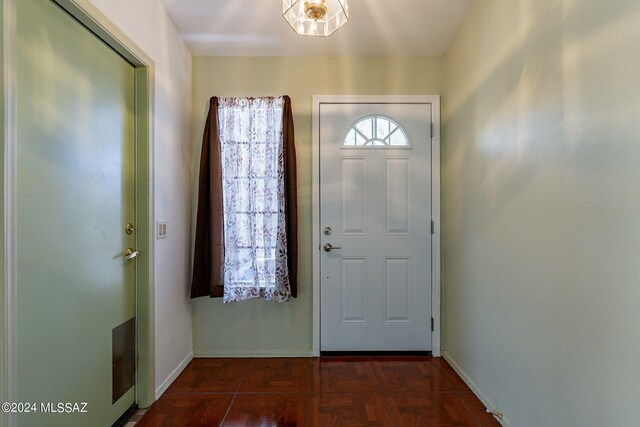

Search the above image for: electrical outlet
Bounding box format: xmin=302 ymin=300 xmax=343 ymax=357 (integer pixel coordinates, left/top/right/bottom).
xmin=156 ymin=221 xmax=167 ymax=239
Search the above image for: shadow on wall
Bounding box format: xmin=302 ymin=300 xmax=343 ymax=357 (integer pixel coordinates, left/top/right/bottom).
xmin=446 ymin=0 xmax=640 ymax=222
xmin=442 ymin=0 xmax=640 ymax=425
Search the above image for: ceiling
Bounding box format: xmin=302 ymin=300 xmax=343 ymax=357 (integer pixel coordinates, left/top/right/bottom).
xmin=160 ymin=0 xmax=474 ymax=57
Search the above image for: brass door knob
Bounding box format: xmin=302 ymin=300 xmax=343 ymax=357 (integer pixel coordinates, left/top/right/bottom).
xmin=124 ymin=248 xmax=139 ymax=260
xmin=125 ymin=223 xmax=135 ymax=235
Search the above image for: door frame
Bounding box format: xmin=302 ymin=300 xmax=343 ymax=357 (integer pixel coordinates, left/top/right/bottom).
xmin=1 ymin=0 xmax=157 ymax=425
xmin=311 ymin=95 xmax=441 ymax=356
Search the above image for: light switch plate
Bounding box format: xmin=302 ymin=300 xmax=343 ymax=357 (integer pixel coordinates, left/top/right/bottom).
xmin=156 ymin=221 xmax=167 ymax=239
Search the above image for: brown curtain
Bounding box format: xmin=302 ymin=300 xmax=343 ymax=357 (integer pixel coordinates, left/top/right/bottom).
xmin=282 ymin=96 xmax=298 ymax=298
xmin=191 ymin=96 xmax=298 ymax=299
xmin=191 ymin=97 xmax=224 ymax=298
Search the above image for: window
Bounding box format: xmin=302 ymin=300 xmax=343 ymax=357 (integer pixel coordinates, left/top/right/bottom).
xmin=218 ymin=97 xmax=291 ymax=303
xmin=344 ymin=115 xmax=409 ymax=147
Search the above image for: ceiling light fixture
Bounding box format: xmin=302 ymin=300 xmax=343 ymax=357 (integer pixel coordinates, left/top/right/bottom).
xmin=283 ymin=0 xmax=349 ymax=37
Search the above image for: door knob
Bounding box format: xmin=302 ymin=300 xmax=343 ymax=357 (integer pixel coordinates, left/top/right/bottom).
xmin=323 ymin=243 xmax=342 ymax=252
xmin=125 ymin=223 xmax=135 ymax=235
xmin=124 ymin=248 xmax=139 ymax=260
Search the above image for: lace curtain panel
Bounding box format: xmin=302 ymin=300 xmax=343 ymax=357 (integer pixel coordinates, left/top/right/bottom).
xmin=218 ymin=97 xmax=291 ymax=302
xmin=190 ymin=96 xmax=298 ymax=302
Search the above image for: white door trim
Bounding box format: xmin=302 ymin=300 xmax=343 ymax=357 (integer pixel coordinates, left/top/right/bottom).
xmin=312 ymin=95 xmax=441 ymax=356
xmin=2 ymin=1 xmax=157 ymax=424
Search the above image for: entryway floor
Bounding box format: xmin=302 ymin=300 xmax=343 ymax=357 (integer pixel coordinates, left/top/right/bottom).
xmin=137 ymin=356 xmax=499 ymax=426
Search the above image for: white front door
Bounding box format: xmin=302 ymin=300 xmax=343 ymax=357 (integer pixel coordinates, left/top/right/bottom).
xmin=319 ymin=101 xmax=433 ymax=351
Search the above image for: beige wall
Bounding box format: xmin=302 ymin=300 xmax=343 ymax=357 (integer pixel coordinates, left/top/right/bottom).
xmin=443 ymin=0 xmax=640 ymax=425
xmin=191 ymin=56 xmax=444 ymax=355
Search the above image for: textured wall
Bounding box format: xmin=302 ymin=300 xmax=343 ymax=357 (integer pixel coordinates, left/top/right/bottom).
xmin=191 ymin=56 xmax=444 ymax=355
xmin=443 ymin=0 xmax=640 ymax=425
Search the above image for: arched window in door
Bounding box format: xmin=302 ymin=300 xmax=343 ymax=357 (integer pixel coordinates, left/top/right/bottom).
xmin=343 ymin=115 xmax=410 ymax=147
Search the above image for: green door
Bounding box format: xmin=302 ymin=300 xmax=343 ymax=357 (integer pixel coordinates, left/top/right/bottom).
xmin=16 ymin=0 xmax=137 ymax=425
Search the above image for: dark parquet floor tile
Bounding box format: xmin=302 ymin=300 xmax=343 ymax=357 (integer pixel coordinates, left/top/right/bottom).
xmin=167 ymin=358 xmax=249 ymax=393
xmin=311 ymin=358 xmax=380 ymax=393
xmin=309 ymin=392 xmax=393 ymax=427
xmin=385 ymin=392 xmax=480 ymax=426
xmin=136 ymin=393 xmax=232 ymax=427
xmin=369 ymin=355 xmax=434 ymax=362
xmin=458 ymin=393 xmax=501 ymax=426
xmin=239 ymin=358 xmax=311 ymax=393
xmin=222 ymin=393 xmax=308 ymax=427
xmin=372 ymin=358 xmax=453 ymax=392
xmin=432 ymin=358 xmax=474 ymax=393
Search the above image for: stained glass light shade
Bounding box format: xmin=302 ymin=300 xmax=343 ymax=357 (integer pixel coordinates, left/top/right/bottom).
xmin=283 ymin=0 xmax=349 ymax=37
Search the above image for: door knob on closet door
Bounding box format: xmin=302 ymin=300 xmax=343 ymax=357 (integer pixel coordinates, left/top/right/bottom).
xmin=124 ymin=248 xmax=139 ymax=260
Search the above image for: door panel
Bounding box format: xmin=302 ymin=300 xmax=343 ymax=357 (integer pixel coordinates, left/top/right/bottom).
xmin=341 ymin=258 xmax=367 ymax=322
xmin=341 ymin=158 xmax=367 ymax=234
xmin=384 ymin=257 xmax=411 ymax=322
xmin=385 ymin=158 xmax=411 ymax=234
xmin=16 ymin=0 xmax=136 ymax=425
xmin=320 ymin=102 xmax=432 ymax=351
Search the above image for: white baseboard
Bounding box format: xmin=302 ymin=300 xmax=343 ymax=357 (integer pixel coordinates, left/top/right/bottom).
xmin=154 ymin=352 xmax=193 ymax=400
xmin=442 ymin=352 xmax=512 ymax=427
xmin=193 ymin=349 xmax=314 ymax=358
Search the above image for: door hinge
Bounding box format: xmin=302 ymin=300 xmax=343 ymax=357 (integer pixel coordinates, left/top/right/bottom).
xmin=431 ymin=220 xmax=435 ymax=234
xmin=431 ymin=123 xmax=435 ymax=138
xmin=431 ymin=317 xmax=435 ymax=331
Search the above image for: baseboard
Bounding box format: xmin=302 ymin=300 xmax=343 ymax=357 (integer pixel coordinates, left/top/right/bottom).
xmin=193 ymin=349 xmax=314 ymax=358
xmin=442 ymin=352 xmax=513 ymax=427
xmin=154 ymin=352 xmax=193 ymax=400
